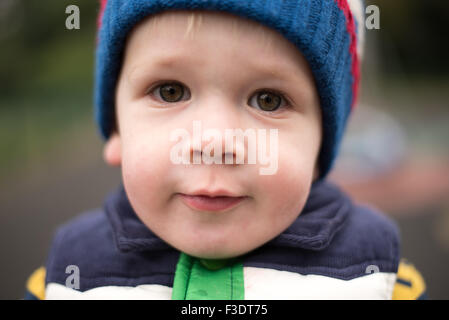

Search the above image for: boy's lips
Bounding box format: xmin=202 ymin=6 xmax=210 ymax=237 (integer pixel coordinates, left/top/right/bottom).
xmin=178 ymin=192 xmax=248 ymax=212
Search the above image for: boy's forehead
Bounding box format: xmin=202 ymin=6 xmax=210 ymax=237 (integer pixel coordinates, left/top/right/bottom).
xmin=136 ymin=9 xmax=259 ymax=34
xmin=128 ymin=9 xmax=291 ymax=54
xmin=123 ymin=10 xmax=312 ymax=83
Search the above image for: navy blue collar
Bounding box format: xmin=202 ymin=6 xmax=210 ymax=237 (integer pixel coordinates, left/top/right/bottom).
xmin=104 ymin=180 xmax=351 ymax=253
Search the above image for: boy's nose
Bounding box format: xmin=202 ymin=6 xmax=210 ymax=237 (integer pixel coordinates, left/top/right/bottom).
xmin=188 ymin=125 xmax=247 ymax=165
xmin=189 ymin=146 xmax=239 ymax=166
xmin=188 ymin=98 xmax=247 ymax=165
xmin=195 ymin=95 xmax=243 ymax=129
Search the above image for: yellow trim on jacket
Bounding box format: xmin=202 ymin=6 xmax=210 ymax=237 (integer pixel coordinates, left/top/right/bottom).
xmin=26 ymin=267 xmax=46 ymax=300
xmin=392 ymin=259 xmax=427 ymax=300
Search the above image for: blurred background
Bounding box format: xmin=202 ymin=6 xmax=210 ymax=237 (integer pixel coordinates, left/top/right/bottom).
xmin=0 ymin=0 xmax=448 ymax=299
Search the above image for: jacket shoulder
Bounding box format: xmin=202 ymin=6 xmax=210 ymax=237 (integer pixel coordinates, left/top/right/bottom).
xmin=332 ymin=202 xmax=401 ymax=275
xmin=49 ymin=209 xmax=112 ymax=252
xmin=245 ymin=204 xmax=401 ymax=283
xmin=44 ymin=209 xmax=120 ymax=289
xmin=44 ymin=207 xmax=179 ymax=293
xmin=346 ymin=203 xmax=400 ymax=262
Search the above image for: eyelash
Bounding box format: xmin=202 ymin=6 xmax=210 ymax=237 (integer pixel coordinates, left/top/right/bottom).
xmin=146 ymin=82 xmax=292 ymax=113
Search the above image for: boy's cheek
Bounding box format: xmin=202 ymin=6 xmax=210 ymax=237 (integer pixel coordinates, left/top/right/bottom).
xmin=257 ymin=151 xmax=311 ymax=211
xmin=121 ymin=136 xmax=176 ymax=205
xmin=261 ymin=142 xmax=316 ymax=209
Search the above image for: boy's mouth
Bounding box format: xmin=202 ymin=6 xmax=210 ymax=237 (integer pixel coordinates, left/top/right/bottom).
xmin=178 ymin=192 xmax=247 ymax=212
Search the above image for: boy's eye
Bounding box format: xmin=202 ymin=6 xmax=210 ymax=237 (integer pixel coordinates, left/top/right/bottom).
xmin=248 ymin=90 xmax=286 ymax=112
xmin=149 ymin=82 xmax=190 ymax=103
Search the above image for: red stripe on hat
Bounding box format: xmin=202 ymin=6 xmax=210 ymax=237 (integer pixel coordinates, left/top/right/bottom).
xmin=335 ymin=0 xmax=360 ymax=110
xmin=96 ymin=0 xmax=108 ymax=44
xmin=97 ymin=0 xmax=108 ymax=30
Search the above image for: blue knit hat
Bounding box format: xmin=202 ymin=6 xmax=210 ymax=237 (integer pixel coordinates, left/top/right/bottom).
xmin=95 ymin=0 xmax=365 ymax=178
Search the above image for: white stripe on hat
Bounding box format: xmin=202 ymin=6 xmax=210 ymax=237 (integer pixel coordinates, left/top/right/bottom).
xmin=347 ymin=0 xmax=365 ymax=59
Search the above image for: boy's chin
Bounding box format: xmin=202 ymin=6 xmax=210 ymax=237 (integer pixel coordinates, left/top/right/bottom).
xmin=171 ymin=241 xmax=255 ymax=261
xmin=180 ymin=250 xmax=245 ymax=261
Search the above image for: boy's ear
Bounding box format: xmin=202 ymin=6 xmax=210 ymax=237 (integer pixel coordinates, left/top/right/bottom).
xmin=103 ymin=133 xmax=122 ymax=167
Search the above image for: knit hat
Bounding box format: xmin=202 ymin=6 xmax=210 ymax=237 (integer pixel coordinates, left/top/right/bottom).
xmin=95 ymin=0 xmax=365 ymax=179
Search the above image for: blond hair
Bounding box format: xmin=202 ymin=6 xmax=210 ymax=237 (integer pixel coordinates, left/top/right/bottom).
xmin=146 ymin=10 xmax=274 ymax=50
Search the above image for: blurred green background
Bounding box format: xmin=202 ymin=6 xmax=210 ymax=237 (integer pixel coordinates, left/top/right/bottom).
xmin=0 ymin=0 xmax=98 ymax=177
xmin=0 ymin=0 xmax=448 ymax=299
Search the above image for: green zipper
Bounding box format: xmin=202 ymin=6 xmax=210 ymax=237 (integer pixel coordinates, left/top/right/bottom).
xmin=171 ymin=252 xmax=245 ymax=300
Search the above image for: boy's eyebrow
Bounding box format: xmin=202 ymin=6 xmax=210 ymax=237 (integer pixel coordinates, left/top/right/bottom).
xmin=151 ymin=55 xmax=181 ymax=68
xmin=126 ymin=55 xmax=186 ymax=84
xmin=127 ymin=54 xmax=309 ymax=86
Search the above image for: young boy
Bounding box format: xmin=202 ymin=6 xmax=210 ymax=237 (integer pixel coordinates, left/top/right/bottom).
xmin=25 ymin=0 xmax=426 ymax=300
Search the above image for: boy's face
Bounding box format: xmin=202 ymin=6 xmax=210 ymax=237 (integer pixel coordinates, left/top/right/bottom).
xmin=105 ymin=10 xmax=322 ymax=259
